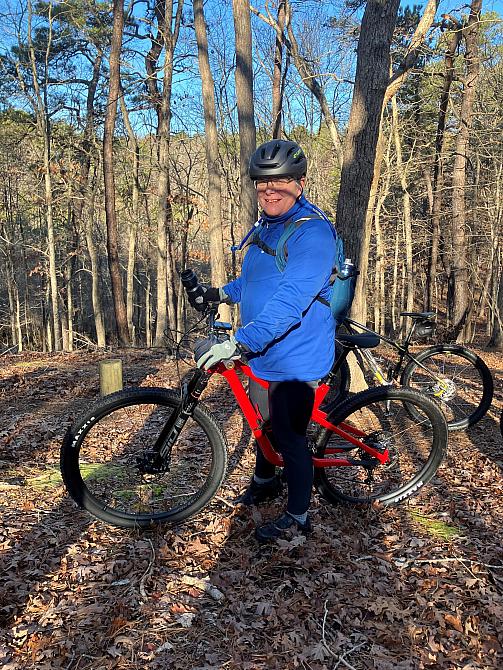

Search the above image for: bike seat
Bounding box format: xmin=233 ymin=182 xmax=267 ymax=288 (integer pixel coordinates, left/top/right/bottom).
xmin=336 ymin=333 xmax=380 ymax=349
xmin=400 ymin=311 xmax=436 ymax=320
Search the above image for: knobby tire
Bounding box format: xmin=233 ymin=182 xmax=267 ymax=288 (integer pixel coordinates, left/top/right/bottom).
xmin=60 ymin=387 xmax=227 ymax=528
xmin=401 ymin=345 xmax=493 ymax=431
xmin=314 ymin=386 xmax=447 ymax=505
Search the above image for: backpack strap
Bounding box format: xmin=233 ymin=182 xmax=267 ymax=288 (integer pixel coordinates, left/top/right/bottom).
xmin=253 ymin=237 xmax=276 ymax=256
xmin=275 ymin=216 xmax=320 ymax=271
xmin=247 ymin=216 xmax=317 ymax=264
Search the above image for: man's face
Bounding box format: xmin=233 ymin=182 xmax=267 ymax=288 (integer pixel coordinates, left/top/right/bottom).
xmin=255 ymin=176 xmax=305 ymax=217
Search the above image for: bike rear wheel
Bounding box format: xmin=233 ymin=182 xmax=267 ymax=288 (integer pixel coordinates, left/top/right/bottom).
xmin=401 ymin=345 xmax=493 ymax=431
xmin=314 ymin=386 xmax=447 ymax=505
xmin=60 ymin=387 xmax=227 ymax=528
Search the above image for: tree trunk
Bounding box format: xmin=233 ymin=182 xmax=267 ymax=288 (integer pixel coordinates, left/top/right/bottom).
xmin=43 ymin=136 xmax=62 ymax=351
xmin=391 ymin=220 xmax=400 ymax=333
xmin=338 ymin=0 xmax=438 ymax=323
xmin=449 ymin=0 xmax=482 ymax=342
xmin=86 ymin=168 xmax=106 ymax=347
xmin=373 ymin=133 xmax=392 ymax=333
xmin=146 ymin=273 xmax=152 ymax=348
xmin=427 ymin=24 xmax=462 ymax=311
xmin=103 ymin=0 xmax=130 ymax=346
xmin=151 ymin=0 xmax=184 ymax=347
xmin=194 ymin=0 xmax=230 ymax=322
xmin=153 ymin=71 xmax=172 ymax=347
xmin=232 ymin=0 xmax=257 ymax=243
xmin=119 ymin=84 xmax=140 ymax=343
xmin=26 ymin=0 xmax=61 ymax=350
xmin=75 ymin=49 xmax=105 ymax=346
xmin=488 ymin=247 xmax=503 ymax=349
xmin=271 ymin=1 xmax=286 ymax=139
xmin=335 ymin=0 xmax=400 ymax=323
xmin=4 ymin=261 xmax=22 ymax=351
xmin=391 ymin=97 xmax=414 ymax=316
xmin=1 ymin=209 xmax=23 ymax=350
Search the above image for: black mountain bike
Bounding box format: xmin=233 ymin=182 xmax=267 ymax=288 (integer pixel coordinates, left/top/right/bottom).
xmin=322 ymin=312 xmax=493 ymax=432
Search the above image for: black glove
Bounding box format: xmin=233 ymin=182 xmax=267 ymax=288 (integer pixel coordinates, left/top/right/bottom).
xmin=187 ymin=285 xmax=221 ymax=312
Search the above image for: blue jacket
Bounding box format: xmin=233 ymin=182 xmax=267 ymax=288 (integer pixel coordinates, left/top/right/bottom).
xmin=224 ymin=194 xmax=337 ymax=382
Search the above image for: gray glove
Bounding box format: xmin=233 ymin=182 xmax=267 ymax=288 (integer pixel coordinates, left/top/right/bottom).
xmin=194 ymin=335 xmax=247 ymax=370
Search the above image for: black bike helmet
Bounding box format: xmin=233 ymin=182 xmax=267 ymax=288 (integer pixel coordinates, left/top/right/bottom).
xmin=249 ymin=140 xmax=307 ymax=180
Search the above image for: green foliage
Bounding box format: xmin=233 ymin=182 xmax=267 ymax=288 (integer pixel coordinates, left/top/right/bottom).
xmin=409 ymin=509 xmax=462 ymax=539
xmin=36 ymin=0 xmax=112 ymax=48
xmin=0 ymin=108 xmax=35 ymax=125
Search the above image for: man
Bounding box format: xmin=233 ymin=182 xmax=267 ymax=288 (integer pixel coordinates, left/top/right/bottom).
xmin=193 ymin=139 xmax=338 ymax=542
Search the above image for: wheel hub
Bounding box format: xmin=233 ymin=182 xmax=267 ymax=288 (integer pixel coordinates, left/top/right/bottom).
xmin=361 ymin=431 xmax=399 ymax=470
xmin=136 ymin=451 xmax=170 ymax=474
xmin=429 ymin=379 xmax=456 ymax=402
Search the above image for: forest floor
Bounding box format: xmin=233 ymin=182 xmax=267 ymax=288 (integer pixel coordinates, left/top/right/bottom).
xmin=0 ymin=345 xmax=502 ymax=670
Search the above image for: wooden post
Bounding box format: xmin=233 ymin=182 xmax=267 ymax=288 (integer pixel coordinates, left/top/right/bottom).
xmin=99 ymin=359 xmax=123 ymax=396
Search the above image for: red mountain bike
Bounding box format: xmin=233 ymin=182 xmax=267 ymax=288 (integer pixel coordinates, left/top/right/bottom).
xmin=60 ymin=309 xmax=448 ymax=528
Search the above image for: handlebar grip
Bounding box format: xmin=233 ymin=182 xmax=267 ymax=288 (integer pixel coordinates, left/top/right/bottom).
xmin=181 ymin=269 xmax=207 ymax=311
xmin=181 ymin=268 xmax=198 ymax=291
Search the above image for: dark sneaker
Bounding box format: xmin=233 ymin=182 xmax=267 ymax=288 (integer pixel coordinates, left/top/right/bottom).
xmin=234 ymin=475 xmax=283 ymax=506
xmin=255 ymin=512 xmax=312 ymax=543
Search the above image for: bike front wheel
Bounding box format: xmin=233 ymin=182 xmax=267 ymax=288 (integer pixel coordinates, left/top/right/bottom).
xmin=314 ymin=386 xmax=447 ymax=505
xmin=60 ymin=387 xmax=228 ymax=528
xmin=401 ymin=345 xmax=493 ymax=431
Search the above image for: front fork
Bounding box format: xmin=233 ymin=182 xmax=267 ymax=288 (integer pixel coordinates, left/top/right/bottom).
xmin=140 ymin=369 xmax=209 ymax=473
xmin=158 ymin=369 xmax=209 ymax=458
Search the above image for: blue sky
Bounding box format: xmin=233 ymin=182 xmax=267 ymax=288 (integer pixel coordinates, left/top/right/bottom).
xmin=0 ymin=0 xmax=501 ymax=135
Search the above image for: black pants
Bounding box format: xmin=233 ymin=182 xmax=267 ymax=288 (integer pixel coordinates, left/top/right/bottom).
xmin=249 ymin=379 xmax=316 ymax=516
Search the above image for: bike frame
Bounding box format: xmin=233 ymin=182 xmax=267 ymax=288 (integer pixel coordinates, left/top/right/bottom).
xmin=183 ymin=360 xmax=389 ymax=469
xmin=344 ymin=317 xmax=444 ymax=387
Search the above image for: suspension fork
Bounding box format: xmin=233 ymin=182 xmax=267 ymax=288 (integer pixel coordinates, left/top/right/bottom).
xmin=154 ymin=368 xmax=210 ymax=460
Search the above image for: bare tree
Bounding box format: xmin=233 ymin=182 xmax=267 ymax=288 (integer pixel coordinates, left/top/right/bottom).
xmin=146 ymin=0 xmax=184 ymax=347
xmin=391 ymin=96 xmax=414 ymax=317
xmin=251 ymin=1 xmax=344 ymax=164
xmin=232 ymin=0 xmax=257 ymax=242
xmin=339 ymin=0 xmax=438 ymax=321
xmin=488 ymin=258 xmax=503 ymax=349
xmin=271 ymin=1 xmax=287 ymax=139
xmin=193 ymin=0 xmax=229 ymax=321
xmin=76 ymin=50 xmax=107 ymax=347
xmin=448 ymin=0 xmax=483 ymax=342
xmin=103 ymin=0 xmax=130 ymax=346
xmin=119 ymin=83 xmax=140 ymax=343
xmin=22 ymin=0 xmax=62 ymax=350
xmin=336 ymin=0 xmax=401 ymax=320
xmin=424 ymin=20 xmax=462 ymax=313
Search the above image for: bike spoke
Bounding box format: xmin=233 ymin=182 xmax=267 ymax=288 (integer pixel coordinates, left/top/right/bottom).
xmin=405 ymin=350 xmax=491 ymax=428
xmin=315 ymin=389 xmax=444 ymax=504
xmin=76 ymin=401 xmax=215 ymax=518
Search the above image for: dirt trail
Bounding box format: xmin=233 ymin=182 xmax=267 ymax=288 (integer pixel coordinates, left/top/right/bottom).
xmin=0 ymin=348 xmax=502 ymax=669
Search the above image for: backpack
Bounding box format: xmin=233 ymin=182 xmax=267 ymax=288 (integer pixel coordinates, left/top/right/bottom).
xmin=249 ymin=214 xmax=358 ymax=325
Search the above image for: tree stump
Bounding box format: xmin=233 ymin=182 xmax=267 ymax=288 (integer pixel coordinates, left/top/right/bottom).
xmin=99 ymin=359 xmax=123 ymax=396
